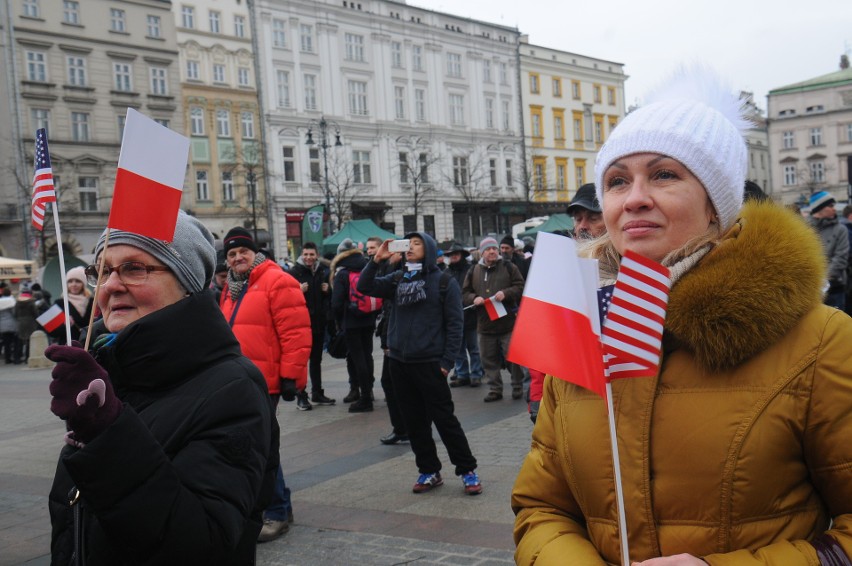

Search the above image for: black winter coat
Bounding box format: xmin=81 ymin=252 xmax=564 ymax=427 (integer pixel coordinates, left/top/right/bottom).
xmin=330 ymin=250 xmax=376 ymax=331
xmin=289 ymin=259 xmax=330 ymax=326
xmin=49 ymin=293 xmax=276 ymax=566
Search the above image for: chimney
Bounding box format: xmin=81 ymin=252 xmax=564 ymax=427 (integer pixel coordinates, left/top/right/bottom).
xmin=841 ymin=54 xmax=850 ymax=70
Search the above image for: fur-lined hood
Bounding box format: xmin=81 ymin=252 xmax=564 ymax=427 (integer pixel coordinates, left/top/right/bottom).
xmin=328 ymin=248 xmax=365 ymax=288
xmin=665 ymin=200 xmax=826 ymax=373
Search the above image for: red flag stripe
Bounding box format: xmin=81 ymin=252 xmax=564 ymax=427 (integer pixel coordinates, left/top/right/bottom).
xmin=614 ymin=279 xmax=668 ymax=313
xmin=609 ymin=295 xmax=666 ymax=327
xmin=622 ymin=250 xmax=671 ymax=280
xmin=602 ymin=326 xmax=661 ymax=365
xmin=604 ymin=311 xmax=663 ymax=343
xmin=617 ymin=266 xmax=671 ymax=299
xmin=606 ymin=302 xmax=665 ymax=336
xmin=108 ymin=168 xmax=183 ymax=242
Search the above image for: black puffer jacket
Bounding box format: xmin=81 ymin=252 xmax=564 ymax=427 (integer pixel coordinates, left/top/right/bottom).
xmin=49 ymin=292 xmax=276 ymax=566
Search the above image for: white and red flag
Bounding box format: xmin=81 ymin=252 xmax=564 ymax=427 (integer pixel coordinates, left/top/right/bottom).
xmin=36 ymin=304 xmax=66 ymax=334
xmin=507 ymin=232 xmax=606 ymax=398
xmin=108 ymin=108 xmax=189 ymax=242
xmin=32 ymin=128 xmax=56 ymax=231
xmin=483 ymin=296 xmax=508 ymax=321
xmin=601 ymin=251 xmax=671 ymax=380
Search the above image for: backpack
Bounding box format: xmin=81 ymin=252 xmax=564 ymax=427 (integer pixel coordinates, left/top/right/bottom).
xmin=348 ymin=270 xmax=382 ymax=314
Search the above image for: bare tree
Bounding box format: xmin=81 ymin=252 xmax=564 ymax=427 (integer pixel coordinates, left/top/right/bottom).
xmin=393 ymin=136 xmax=443 ymax=232
xmin=219 ymin=143 xmax=267 ymax=237
xmin=441 ymin=148 xmax=498 ymax=244
xmin=311 ymin=148 xmax=369 ymax=231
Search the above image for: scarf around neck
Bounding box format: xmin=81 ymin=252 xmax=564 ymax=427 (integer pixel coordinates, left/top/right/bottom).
xmin=227 ymin=252 xmax=266 ymax=301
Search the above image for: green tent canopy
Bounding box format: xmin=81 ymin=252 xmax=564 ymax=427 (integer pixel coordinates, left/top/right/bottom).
xmin=518 ymin=214 xmax=574 ymax=239
xmin=322 ymin=219 xmax=399 ymax=257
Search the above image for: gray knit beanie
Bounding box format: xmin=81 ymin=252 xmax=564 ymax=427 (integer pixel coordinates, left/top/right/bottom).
xmin=95 ymin=210 xmax=215 ymax=294
xmin=336 ymin=238 xmax=357 ymax=254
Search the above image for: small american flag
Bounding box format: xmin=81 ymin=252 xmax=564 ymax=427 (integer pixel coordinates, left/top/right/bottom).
xmin=32 ymin=128 xmax=56 ymax=231
xmin=601 ymin=250 xmax=671 ymax=380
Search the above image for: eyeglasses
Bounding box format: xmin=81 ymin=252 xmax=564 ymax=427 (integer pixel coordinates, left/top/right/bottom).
xmin=84 ymin=262 xmax=171 ymax=287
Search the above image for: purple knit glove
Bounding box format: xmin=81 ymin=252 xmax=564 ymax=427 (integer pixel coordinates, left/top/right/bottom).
xmin=46 ymin=342 xmax=122 ymax=445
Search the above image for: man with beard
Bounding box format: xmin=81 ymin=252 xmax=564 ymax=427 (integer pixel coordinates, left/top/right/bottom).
xmin=567 ymin=183 xmax=606 ymax=240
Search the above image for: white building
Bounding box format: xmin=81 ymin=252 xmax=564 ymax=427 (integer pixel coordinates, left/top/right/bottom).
xmin=252 ymin=0 xmax=525 ymax=255
xmin=741 ymin=91 xmax=770 ymax=195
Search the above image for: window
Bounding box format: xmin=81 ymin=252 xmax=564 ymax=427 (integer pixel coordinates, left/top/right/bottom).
xmin=78 ymin=177 xmax=98 ymax=211
xmin=553 ymin=78 xmax=562 ymax=97
xmin=353 ymin=150 xmax=371 ymax=184
xmin=449 ymin=94 xmax=464 ymax=125
xmin=572 ymin=111 xmax=583 ymax=141
xmin=196 ymin=171 xmax=209 ymax=200
xmin=452 ymin=156 xmax=468 ymax=187
xmin=282 ymin=147 xmax=295 ymax=181
xmin=394 ymin=86 xmax=405 ymax=119
xmin=502 ymin=100 xmax=510 ymax=130
xmin=529 ymin=73 xmax=540 ymax=94
xmin=273 ymin=19 xmax=287 ymax=48
xmin=554 ymin=115 xmax=564 ymax=140
xmin=556 ymin=160 xmax=567 ymax=190
xmin=181 ymin=5 xmax=194 ymax=28
xmin=26 ymin=51 xmax=47 ymax=82
xmin=447 ymin=53 xmax=462 ymax=77
xmin=154 ymin=118 xmax=170 ymax=129
xmin=403 ymin=215 xmax=416 ymax=234
xmin=783 ymin=164 xmax=797 ymax=186
xmin=505 ymin=159 xmax=513 ymax=187
xmin=848 ymin=123 xmax=852 ymax=142
xmin=534 ymin=161 xmax=545 ymax=191
xmin=391 ymin=42 xmax=403 ymax=68
xmin=221 ymin=172 xmax=234 ymax=201
xmin=483 ymin=60 xmax=491 ymax=82
xmin=234 ymin=15 xmax=245 ymax=38
xmin=399 ymin=152 xmax=409 ymax=183
xmin=485 ymin=98 xmax=494 ymax=129
xmin=608 ymin=87 xmax=616 ymax=105
xmin=571 ymin=80 xmax=581 ymax=99
xmin=212 ymin=64 xmax=225 ymax=83
xmin=810 ymin=161 xmax=825 ymax=183
xmin=31 ymin=108 xmax=50 ymax=134
xmin=300 ymin=24 xmax=313 ymax=52
xmin=783 ymin=131 xmax=794 ymax=149
xmin=63 ymin=0 xmax=79 ymax=24
xmin=348 ymin=80 xmax=368 ymax=115
xmin=810 ymin=127 xmax=822 ymax=146
xmin=419 ymin=153 xmax=429 ymax=183
xmin=23 ymin=0 xmax=39 ymax=18
xmin=190 ymin=107 xmax=204 ymax=135
xmin=499 ymin=62 xmax=508 ymax=84
xmin=66 ymin=56 xmax=86 ymax=86
xmin=593 ymin=84 xmax=602 ymax=103
xmin=415 ymin=89 xmax=426 ymax=121
xmin=147 ymin=15 xmax=161 ymax=37
xmin=71 ymin=112 xmax=89 ymax=141
xmin=805 ymin=105 xmax=824 ymax=114
xmin=489 ymin=158 xmax=497 ymax=187
xmin=345 ymin=33 xmax=365 ymax=61
xmin=304 ymin=74 xmax=317 ymax=110
xmin=185 ymin=60 xmax=199 ymax=80
xmin=117 ymin=115 xmax=125 ymax=138
xmin=113 ymin=62 xmax=132 ymax=91
xmin=594 ymin=114 xmax=604 ymax=144
xmin=309 ymin=148 xmax=320 ymax=182
xmin=778 ymin=109 xmax=796 ymax=117
xmin=209 ymin=11 xmax=220 ymax=33
xmin=110 ymin=9 xmax=125 ymax=32
xmin=216 ymin=109 xmax=230 ymax=137
xmin=150 ymin=67 xmax=167 ymax=95
xmin=412 ymin=45 xmax=423 ymax=71
xmin=240 ymin=112 xmax=254 ymax=138
xmin=575 ymin=159 xmax=586 ymax=187
xmin=760 ymin=153 xmax=765 ymax=170
xmin=532 ymin=112 xmax=541 ymax=138
xmin=276 ymin=70 xmax=290 ymax=107
xmin=237 ymin=67 xmax=250 ymax=86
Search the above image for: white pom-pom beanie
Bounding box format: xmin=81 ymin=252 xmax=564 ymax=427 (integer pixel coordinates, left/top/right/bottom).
xmin=594 ymin=67 xmax=750 ymax=231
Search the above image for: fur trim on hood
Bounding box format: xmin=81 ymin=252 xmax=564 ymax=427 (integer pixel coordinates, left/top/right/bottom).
xmin=328 ymin=248 xmax=364 ymax=289
xmin=665 ymin=200 xmax=826 ymax=373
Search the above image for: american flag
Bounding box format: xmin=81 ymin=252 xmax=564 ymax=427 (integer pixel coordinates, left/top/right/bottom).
xmin=32 ymin=128 xmax=56 ymax=231
xmin=600 ymin=251 xmax=671 ymax=380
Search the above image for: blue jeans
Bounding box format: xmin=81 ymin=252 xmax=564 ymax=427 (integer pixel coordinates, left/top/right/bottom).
xmin=265 ymin=396 xmax=292 ymax=521
xmin=454 ymin=326 xmax=483 ymax=380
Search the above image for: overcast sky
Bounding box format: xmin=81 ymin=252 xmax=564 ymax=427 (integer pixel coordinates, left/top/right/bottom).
xmin=409 ymin=0 xmax=851 ymax=113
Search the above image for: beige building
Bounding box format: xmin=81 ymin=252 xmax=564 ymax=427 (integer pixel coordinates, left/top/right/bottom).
xmin=767 ymin=55 xmax=852 ymax=206
xmin=741 ymin=91 xmax=771 ymax=195
xmin=2 ymin=0 xmax=182 ymax=261
xmin=519 ymin=37 xmax=626 ymax=210
xmin=174 ymin=0 xmax=267 ymax=244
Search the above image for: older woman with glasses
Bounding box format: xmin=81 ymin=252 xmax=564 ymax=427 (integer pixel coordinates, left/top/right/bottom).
xmin=512 ymin=68 xmax=852 ymax=565
xmin=46 ymin=211 xmax=276 ymax=566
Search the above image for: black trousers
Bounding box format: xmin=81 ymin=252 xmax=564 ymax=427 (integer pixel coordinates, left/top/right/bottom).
xmin=388 ymin=358 xmax=477 ymax=476
xmin=308 ymin=324 xmax=324 ymax=393
xmin=345 ymin=326 xmax=374 ymax=394
xmin=380 ymin=352 xmax=406 ymax=435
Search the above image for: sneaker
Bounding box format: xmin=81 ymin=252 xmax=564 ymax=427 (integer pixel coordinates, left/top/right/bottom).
xmin=483 ymin=391 xmax=503 ymax=402
xmin=412 ymin=472 xmax=443 ymax=493
xmin=512 ymin=388 xmax=523 ymax=400
xmin=311 ymin=391 xmax=336 ymax=405
xmin=257 ymin=518 xmax=289 ymax=543
xmin=380 ymin=431 xmax=409 ymax=445
xmin=450 ymin=377 xmax=471 ymax=388
xmin=296 ymin=391 xmax=313 ymax=411
xmin=343 ymin=388 xmax=360 ymax=403
xmin=461 ymin=471 xmax=482 ymax=495
xmin=348 ymin=397 xmax=373 ymax=413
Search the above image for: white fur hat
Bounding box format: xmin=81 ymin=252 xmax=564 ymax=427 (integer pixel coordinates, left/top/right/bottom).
xmin=594 ymin=65 xmax=751 ymax=231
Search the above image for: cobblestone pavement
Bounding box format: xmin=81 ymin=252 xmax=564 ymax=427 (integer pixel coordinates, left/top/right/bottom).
xmin=0 ymin=343 xmax=532 ymax=565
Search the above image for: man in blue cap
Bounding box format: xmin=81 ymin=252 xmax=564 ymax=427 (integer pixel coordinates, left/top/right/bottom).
xmin=809 ymin=191 xmax=848 ymax=310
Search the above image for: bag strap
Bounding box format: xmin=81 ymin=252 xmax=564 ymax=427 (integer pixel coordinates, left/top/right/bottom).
xmin=227 ymin=284 xmax=248 ymax=328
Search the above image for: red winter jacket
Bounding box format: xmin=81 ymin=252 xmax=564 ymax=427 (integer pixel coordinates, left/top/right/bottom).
xmin=220 ymin=259 xmax=311 ymax=393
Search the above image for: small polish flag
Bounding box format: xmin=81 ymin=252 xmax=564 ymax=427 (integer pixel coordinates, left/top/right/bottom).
xmin=483 ymin=296 xmax=508 ymax=321
xmin=108 ymin=108 xmax=190 ymax=242
xmin=36 ymin=304 xmax=66 ymax=333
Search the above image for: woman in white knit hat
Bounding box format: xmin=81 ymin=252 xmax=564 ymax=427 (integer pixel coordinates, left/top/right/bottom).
xmin=49 ymin=266 xmax=93 ymax=344
xmin=512 ymin=67 xmax=852 ymax=565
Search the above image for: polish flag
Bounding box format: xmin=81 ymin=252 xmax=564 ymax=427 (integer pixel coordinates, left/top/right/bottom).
xmin=36 ymin=304 xmax=66 ymax=333
xmin=108 ymin=108 xmax=190 ymax=242
xmin=483 ymin=296 xmax=508 ymax=320
xmin=507 ymin=232 xmax=606 ymax=398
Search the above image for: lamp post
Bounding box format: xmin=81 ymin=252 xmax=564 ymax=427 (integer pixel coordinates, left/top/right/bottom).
xmin=305 ymin=116 xmax=342 ymax=236
xmin=246 ymin=171 xmax=258 ymax=242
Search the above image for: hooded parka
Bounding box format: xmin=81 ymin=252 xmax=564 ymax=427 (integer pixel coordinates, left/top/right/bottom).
xmin=512 ymin=202 xmax=852 ymax=565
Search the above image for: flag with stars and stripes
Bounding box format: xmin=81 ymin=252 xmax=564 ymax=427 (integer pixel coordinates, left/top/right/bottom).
xmin=32 ymin=128 xmax=56 ymax=231
xmin=601 ymin=251 xmax=671 ymax=380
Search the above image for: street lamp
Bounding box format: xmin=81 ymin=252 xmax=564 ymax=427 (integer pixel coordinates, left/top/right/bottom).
xmin=246 ymin=171 xmax=258 ymax=242
xmin=305 ymin=116 xmax=342 ymax=235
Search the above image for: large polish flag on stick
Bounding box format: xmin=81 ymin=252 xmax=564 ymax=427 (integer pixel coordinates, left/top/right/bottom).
xmin=507 ymin=232 xmax=606 ymax=398
xmin=108 ymin=108 xmax=190 ymax=242
xmin=36 ymin=304 xmax=66 ymax=334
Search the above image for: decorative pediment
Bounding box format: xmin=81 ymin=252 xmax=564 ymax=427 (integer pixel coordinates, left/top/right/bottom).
xmin=779 ymin=156 xmax=799 ymax=164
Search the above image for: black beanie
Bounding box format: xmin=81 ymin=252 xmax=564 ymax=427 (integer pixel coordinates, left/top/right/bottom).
xmin=224 ymin=227 xmax=258 ymax=254
xmin=500 ymin=235 xmax=514 ymax=248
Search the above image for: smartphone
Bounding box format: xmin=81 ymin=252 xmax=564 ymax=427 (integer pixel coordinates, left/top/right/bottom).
xmin=388 ymin=239 xmax=410 ymax=253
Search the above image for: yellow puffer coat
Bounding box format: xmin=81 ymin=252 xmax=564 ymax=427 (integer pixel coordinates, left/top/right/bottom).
xmin=512 ymin=201 xmax=852 ymax=565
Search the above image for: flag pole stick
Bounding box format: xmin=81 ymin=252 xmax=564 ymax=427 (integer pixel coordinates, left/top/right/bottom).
xmin=606 ymin=381 xmax=630 ymax=566
xmin=83 ymin=228 xmax=110 ymax=351
xmin=50 ymin=196 xmax=73 ymax=345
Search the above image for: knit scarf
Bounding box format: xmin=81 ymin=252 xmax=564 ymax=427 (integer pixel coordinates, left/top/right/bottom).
xmin=226 ymin=252 xmax=266 ymax=301
xmin=65 ymin=291 xmax=90 ymax=319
